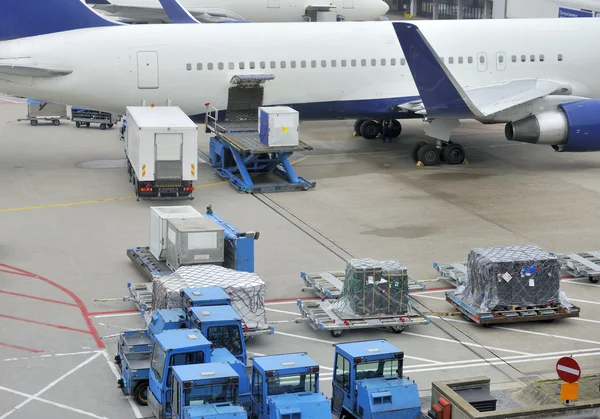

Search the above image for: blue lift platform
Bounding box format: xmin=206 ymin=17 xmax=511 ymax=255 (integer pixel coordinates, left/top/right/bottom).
xmin=205 ymin=103 xmax=316 ymax=194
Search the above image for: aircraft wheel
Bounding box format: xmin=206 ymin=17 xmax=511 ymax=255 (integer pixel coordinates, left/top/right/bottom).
xmin=359 ymin=120 xmax=379 ymax=139
xmin=417 ymin=144 xmax=441 ymax=166
xmin=353 ymin=119 xmax=367 ymax=136
xmin=411 ymin=141 xmax=428 ymax=163
xmin=443 ymin=144 xmax=466 ymax=165
xmin=390 ymin=119 xmax=402 ymax=138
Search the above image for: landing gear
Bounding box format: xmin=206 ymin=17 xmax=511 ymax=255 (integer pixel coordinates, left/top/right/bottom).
xmin=411 ymin=141 xmax=466 ymax=166
xmin=353 ymin=118 xmax=403 ymax=140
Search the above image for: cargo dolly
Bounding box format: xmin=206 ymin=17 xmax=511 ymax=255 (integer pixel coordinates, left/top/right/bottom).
xmin=433 ymin=261 xmax=467 ymax=287
xmin=556 ymin=251 xmax=600 ymax=283
xmin=71 ymin=107 xmax=120 ymax=130
xmin=300 ymin=270 xmax=426 ymax=300
xmin=205 ymin=102 xmax=315 ymax=193
xmin=18 ymin=99 xmax=68 ymax=126
xmin=295 ymin=298 xmax=430 ymax=337
xmin=445 ymin=292 xmax=581 ymax=326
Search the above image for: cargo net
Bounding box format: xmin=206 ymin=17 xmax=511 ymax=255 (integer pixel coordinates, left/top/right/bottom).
xmin=152 ymin=264 xmax=268 ymax=330
xmin=455 ymin=245 xmax=572 ymax=312
xmin=331 ymin=258 xmax=411 ymax=318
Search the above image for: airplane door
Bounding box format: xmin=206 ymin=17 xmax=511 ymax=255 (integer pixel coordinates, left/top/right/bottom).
xmin=496 ymin=52 xmax=506 ymax=71
xmin=267 ymin=0 xmax=279 ymax=8
xmin=137 ymin=51 xmax=159 ymax=89
xmin=477 ymin=52 xmax=487 ymax=72
xmin=343 ymin=0 xmax=354 ymax=8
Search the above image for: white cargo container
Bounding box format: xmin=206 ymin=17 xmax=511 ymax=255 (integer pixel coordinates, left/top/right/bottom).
xmin=149 ymin=206 xmax=203 ymax=261
xmin=258 ymin=106 xmax=299 ymax=147
xmin=125 ymin=106 xmax=198 ymax=199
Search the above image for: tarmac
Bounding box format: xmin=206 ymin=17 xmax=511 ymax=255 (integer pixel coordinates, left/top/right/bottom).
xmin=1 ymin=100 xmax=600 ymax=419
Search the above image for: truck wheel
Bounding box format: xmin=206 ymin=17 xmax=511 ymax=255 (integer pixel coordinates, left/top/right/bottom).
xmin=85 ymin=122 xmax=90 ymax=127
xmin=30 ymin=119 xmax=38 ymax=126
xmin=133 ymin=381 xmax=149 ymax=406
xmin=108 ymin=124 xmax=114 ymax=128
xmin=100 ymin=124 xmax=107 ymax=130
xmin=330 ymin=330 xmax=343 ymax=338
xmin=52 ymin=119 xmax=61 ymax=126
xmin=390 ymin=326 xmax=404 ymax=334
xmin=590 ymin=276 xmax=600 ymax=284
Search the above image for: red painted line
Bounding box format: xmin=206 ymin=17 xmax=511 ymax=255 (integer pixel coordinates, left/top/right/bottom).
xmin=0 ymin=290 xmax=77 ymax=307
xmin=89 ymin=309 xmax=139 ymax=316
xmin=561 ymin=275 xmax=575 ymax=279
xmin=0 ymin=313 xmax=91 ymax=335
xmin=0 ymin=341 xmax=44 ymax=354
xmin=0 ymin=263 xmax=104 ymax=348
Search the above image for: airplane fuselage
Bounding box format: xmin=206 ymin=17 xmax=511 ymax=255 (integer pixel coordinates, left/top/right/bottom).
xmin=1 ymin=19 xmax=598 ymax=121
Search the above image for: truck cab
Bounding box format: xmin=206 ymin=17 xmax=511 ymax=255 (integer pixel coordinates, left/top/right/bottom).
xmin=170 ymin=363 xmax=247 ymax=419
xmin=181 ymin=287 xmax=232 ymax=309
xmin=331 ymin=340 xmax=421 ymax=419
xmin=250 ymin=353 xmax=330 ymax=419
xmin=188 ymin=305 xmax=247 ymax=365
xmin=148 ymin=329 xmax=213 ymax=419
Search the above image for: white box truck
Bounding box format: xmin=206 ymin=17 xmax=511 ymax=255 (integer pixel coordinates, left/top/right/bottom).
xmin=125 ymin=106 xmax=198 ymax=200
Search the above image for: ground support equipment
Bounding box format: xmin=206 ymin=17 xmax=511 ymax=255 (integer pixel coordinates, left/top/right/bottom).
xmin=127 ymin=247 xmax=172 ymax=281
xmin=556 ymin=251 xmax=600 ymax=283
xmin=433 ymin=261 xmax=468 ymax=287
xmin=72 ymin=107 xmax=120 ymax=130
xmin=295 ymin=298 xmax=430 ymax=337
xmin=18 ymin=116 xmax=67 ymax=126
xmin=19 ymin=99 xmax=68 ymax=126
xmin=300 ymin=270 xmax=425 ymax=300
xmin=205 ymin=105 xmax=315 ymax=193
xmin=445 ymin=292 xmax=580 ymax=326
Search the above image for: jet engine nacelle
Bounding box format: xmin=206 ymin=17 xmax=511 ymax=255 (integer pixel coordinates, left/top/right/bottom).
xmin=505 ymin=99 xmax=600 ymax=152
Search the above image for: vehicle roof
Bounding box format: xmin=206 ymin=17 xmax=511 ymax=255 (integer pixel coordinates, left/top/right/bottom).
xmin=190 ymin=305 xmax=242 ymax=323
xmin=126 ymin=105 xmax=197 ymax=129
xmin=183 ymin=287 xmax=231 ymax=303
xmin=154 ymin=328 xmax=210 ymax=351
xmin=185 ymin=403 xmax=245 ymax=416
xmin=253 ymin=352 xmax=316 ymax=373
xmin=167 ymin=216 xmax=224 ymax=233
xmin=335 ymin=340 xmax=402 ymax=358
xmin=153 ymin=308 xmax=187 ymax=323
xmin=173 ymin=362 xmax=238 ymax=382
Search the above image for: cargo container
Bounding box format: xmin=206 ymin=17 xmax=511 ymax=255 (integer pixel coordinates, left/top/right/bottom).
xmin=258 ymin=106 xmax=299 ymax=147
xmin=124 ymin=106 xmax=198 ymax=200
xmin=165 ymin=217 xmax=225 ymax=271
xmin=149 ymin=206 xmax=204 ymax=261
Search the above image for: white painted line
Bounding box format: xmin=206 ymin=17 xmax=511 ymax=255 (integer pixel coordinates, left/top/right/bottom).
xmin=412 ymin=295 xmax=445 ymax=301
xmin=568 ymin=298 xmax=600 ymax=306
xmin=273 ymin=331 xmax=442 ymax=364
xmin=265 ymin=307 xmax=299 ymax=316
xmin=0 ymin=386 xmax=109 ymax=419
xmin=0 ymin=351 xmax=104 ymax=419
xmin=570 ymin=318 xmax=600 ymax=325
xmin=560 ymin=279 xmax=600 ymax=288
xmin=411 ymin=289 xmax=450 ymax=295
xmin=101 ymin=351 xmax=144 ymax=419
xmin=492 ymin=325 xmax=600 ymax=346
xmin=557 ymin=364 xmax=580 ymax=376
xmin=402 ymin=331 xmax=533 ymax=356
xmin=265 ymin=301 xmax=304 ymax=306
xmin=3 ymin=350 xmax=101 ymax=363
xmin=93 ymin=312 xmax=141 ymax=319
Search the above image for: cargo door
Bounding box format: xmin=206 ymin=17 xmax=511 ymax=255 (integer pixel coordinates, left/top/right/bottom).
xmin=267 ymin=0 xmax=279 ymax=8
xmin=154 ymin=133 xmax=183 ymax=182
xmin=137 ymin=51 xmax=159 ymax=89
xmin=343 ymin=0 xmax=353 ymax=9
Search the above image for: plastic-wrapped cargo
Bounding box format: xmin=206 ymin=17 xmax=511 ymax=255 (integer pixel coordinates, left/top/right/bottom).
xmin=331 ymin=258 xmax=410 ymax=318
xmin=151 ymin=264 xmax=268 ymax=330
xmin=455 ymin=245 xmax=561 ymax=312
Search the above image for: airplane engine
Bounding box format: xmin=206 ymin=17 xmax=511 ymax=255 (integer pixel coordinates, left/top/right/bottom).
xmin=505 ymin=99 xmax=600 ymax=152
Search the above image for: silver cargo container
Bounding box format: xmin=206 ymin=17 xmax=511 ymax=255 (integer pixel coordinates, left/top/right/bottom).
xmin=165 ymin=217 xmax=224 ymax=270
xmin=149 ymin=206 xmax=203 ymax=261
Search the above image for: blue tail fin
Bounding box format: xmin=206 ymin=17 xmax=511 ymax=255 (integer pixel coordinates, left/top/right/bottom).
xmin=0 ymin=0 xmax=119 ymax=42
xmin=158 ymin=0 xmax=201 ymax=24
xmin=392 ymin=22 xmax=478 ymax=119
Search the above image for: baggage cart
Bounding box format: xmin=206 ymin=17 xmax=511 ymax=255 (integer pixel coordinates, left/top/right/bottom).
xmin=18 ymin=99 xmax=68 ymax=126
xmin=556 ymin=251 xmax=600 ymax=283
xmin=433 ymin=261 xmax=467 ymax=287
xmin=71 ymin=106 xmax=120 ymax=130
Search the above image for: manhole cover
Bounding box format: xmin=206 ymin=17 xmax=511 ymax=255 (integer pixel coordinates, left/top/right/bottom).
xmin=78 ymin=159 xmax=126 ymax=169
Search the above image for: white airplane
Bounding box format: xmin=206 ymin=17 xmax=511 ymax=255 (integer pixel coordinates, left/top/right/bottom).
xmin=1 ymin=0 xmax=599 ymax=167
xmin=85 ymin=0 xmax=390 ymax=23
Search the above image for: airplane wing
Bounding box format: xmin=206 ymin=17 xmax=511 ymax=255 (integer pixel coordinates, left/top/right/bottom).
xmin=391 ymin=22 xmax=568 ymax=120
xmin=0 ymin=61 xmax=72 ymax=77
xmin=87 ymin=0 xmax=247 ymax=23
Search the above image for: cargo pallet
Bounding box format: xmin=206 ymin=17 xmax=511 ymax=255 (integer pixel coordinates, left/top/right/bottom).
xmin=127 ymin=247 xmax=172 ymax=281
xmin=433 ymin=261 xmax=467 ymax=287
xmin=300 ymin=270 xmax=426 ymax=300
xmin=295 ymin=299 xmax=430 ymax=337
xmin=445 ymin=292 xmax=581 ymax=326
xmin=556 ymin=251 xmax=600 ymax=283
xmin=205 ymin=104 xmax=315 ymax=193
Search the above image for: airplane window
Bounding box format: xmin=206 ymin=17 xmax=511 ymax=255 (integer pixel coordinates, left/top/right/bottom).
xmin=371 ymin=58 xmax=376 ymax=66
xmin=291 ymin=61 xmax=296 ymax=68
xmin=260 ymin=61 xmax=266 ymax=69
xmin=280 ymin=61 xmax=286 ymax=68
xmin=218 ymin=62 xmax=224 ymax=70
xmin=321 ymin=60 xmax=327 ymax=67
xmin=361 ymin=59 xmax=367 ymax=66
xmin=558 ymin=53 xmax=563 ymax=61
xmin=229 ymin=62 xmax=235 ymax=70
xmin=239 ymin=62 xmax=245 ymax=69
xmin=249 ymin=61 xmax=255 ymax=69
xmin=301 ymin=60 xmax=307 ymax=68
xmin=341 ymin=59 xmax=347 ymax=67
xmin=458 ymin=57 xmax=463 ymax=64
xmin=196 ymin=63 xmax=202 ymax=70
xmin=468 ymin=56 xmax=473 ymax=64
xmin=311 ymin=60 xmax=317 ymax=68
xmin=331 ymin=60 xmax=337 ymax=67
xmin=530 ymin=54 xmax=535 ymax=62
xmin=479 ymin=55 xmax=485 ymax=64
xmin=207 ymin=63 xmax=214 ymax=70
xmin=351 ymin=59 xmax=357 ymax=67
xmin=521 ymin=55 xmax=526 ymax=62
xmin=448 ymin=57 xmax=454 ymax=64
xmin=539 ymin=54 xmax=545 ymax=62
xmin=498 ymin=55 xmax=504 ymax=63
xmin=381 ymin=58 xmax=386 ymax=66
xmin=390 ymin=58 xmax=396 ymax=66
xmin=400 ymin=58 xmax=406 ymax=65
xmin=186 ymin=63 xmax=191 ymax=71
xmin=271 ymin=61 xmax=276 ymax=68
xmin=511 ymin=55 xmax=516 ymax=63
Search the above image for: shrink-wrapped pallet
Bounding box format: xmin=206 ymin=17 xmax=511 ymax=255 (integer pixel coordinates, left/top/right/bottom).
xmin=455 ymin=245 xmax=562 ymax=312
xmin=332 ymin=258 xmax=410 ymax=318
xmin=152 ymin=264 xmax=268 ymax=330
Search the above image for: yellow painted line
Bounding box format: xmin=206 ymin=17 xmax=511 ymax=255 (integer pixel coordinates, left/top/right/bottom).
xmin=0 ymin=195 xmax=136 ymax=213
xmin=194 ymin=180 xmax=229 ymax=189
xmin=290 ymin=156 xmax=309 ymax=165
